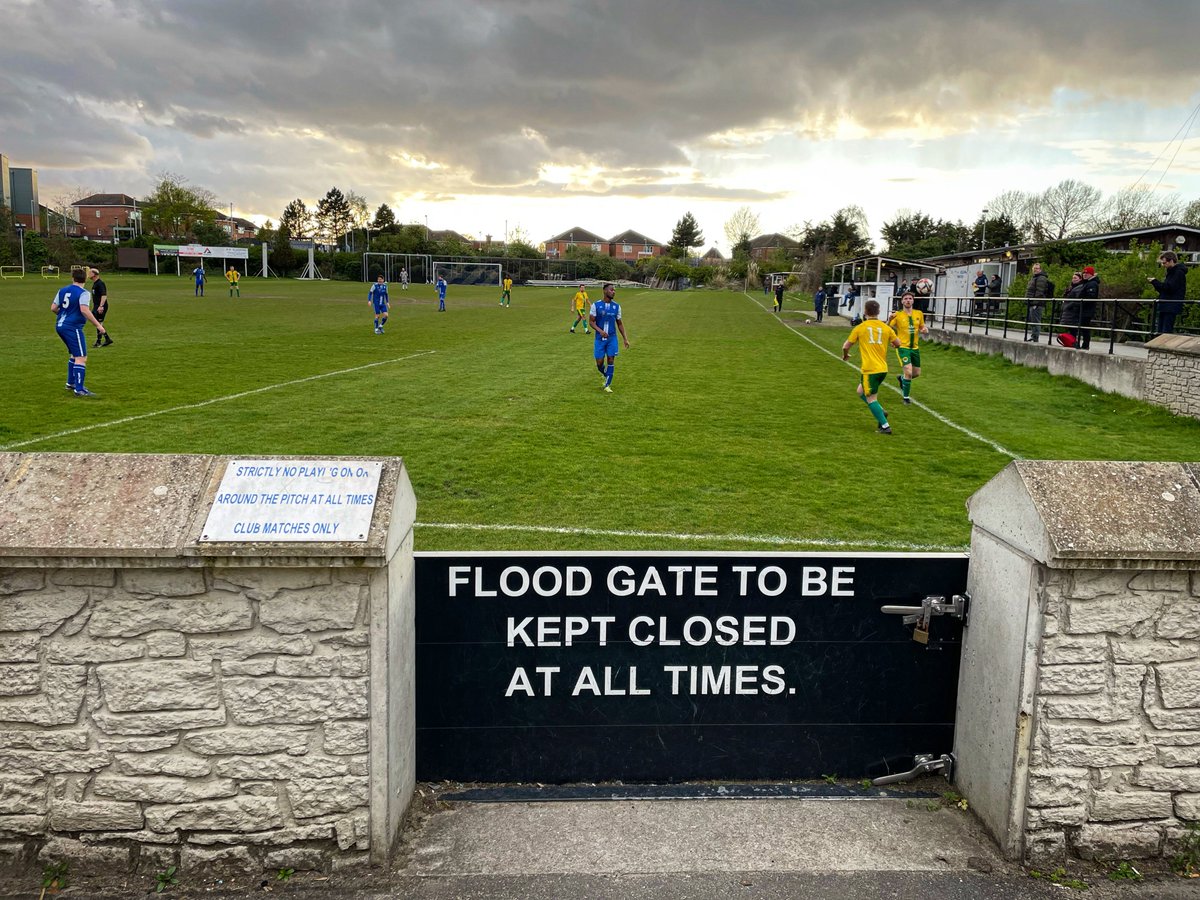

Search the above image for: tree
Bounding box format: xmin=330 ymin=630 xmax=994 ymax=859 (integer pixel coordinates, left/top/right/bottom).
xmin=271 ymin=223 xmax=296 ymax=275
xmin=1038 ymin=179 xmax=1102 ymax=240
xmin=279 ymin=199 xmax=312 ymax=240
xmin=315 ymin=188 xmax=353 ymax=249
xmin=1182 ymin=198 xmax=1200 ymax=227
xmin=986 ymin=189 xmax=1038 ymax=242
xmin=372 ymin=204 xmax=397 ymax=231
xmin=881 ymin=210 xmax=970 ymax=259
xmin=723 ymin=206 xmax=761 ymax=250
xmin=667 ymin=211 xmax=705 ymax=258
xmin=1091 ymin=186 xmax=1182 ymax=232
xmin=345 ymin=190 xmax=369 ymax=251
xmin=139 ymin=172 xmax=219 ymax=241
xmin=973 ymin=212 xmax=1021 ymax=250
xmin=802 ymin=206 xmax=872 ymax=258
xmin=255 ymin=219 xmax=275 ymax=242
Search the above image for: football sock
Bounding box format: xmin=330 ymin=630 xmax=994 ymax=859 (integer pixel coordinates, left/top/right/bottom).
xmin=604 ymin=364 xmax=614 ymax=388
xmin=75 ymin=365 xmax=86 ymax=391
xmin=374 ymin=316 xmax=379 ymax=328
xmin=597 ymin=362 xmax=606 ymax=377
xmin=67 ymin=361 xmax=76 ymax=386
xmin=900 ymin=377 xmax=911 ymax=398
xmin=867 ymin=400 xmax=887 ymax=426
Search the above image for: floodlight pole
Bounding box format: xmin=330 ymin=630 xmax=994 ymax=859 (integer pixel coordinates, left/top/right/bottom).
xmin=14 ymin=222 xmax=26 ymax=274
xmin=980 ymin=208 xmax=989 ymax=251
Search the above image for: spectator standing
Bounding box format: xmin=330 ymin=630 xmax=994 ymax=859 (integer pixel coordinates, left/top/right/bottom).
xmin=89 ymin=268 xmax=113 ymax=347
xmin=1076 ymin=265 xmax=1100 ymax=350
xmin=1148 ymin=250 xmax=1186 ymax=337
xmin=987 ymin=273 xmax=1002 ymax=312
xmin=973 ymin=271 xmax=988 ymax=297
xmin=1024 ymin=263 xmax=1051 ymax=342
xmin=814 ymin=287 xmax=826 ymax=323
xmin=773 ymin=279 xmax=785 ymax=314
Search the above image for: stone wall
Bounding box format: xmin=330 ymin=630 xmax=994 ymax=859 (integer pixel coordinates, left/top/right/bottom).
xmin=1143 ymin=334 xmax=1200 ymax=419
xmin=0 ymin=566 xmax=375 ymax=876
xmin=1024 ymin=567 xmax=1199 ymax=864
xmin=956 ymin=460 xmax=1200 ymax=867
xmin=0 ymin=454 xmax=415 ymax=877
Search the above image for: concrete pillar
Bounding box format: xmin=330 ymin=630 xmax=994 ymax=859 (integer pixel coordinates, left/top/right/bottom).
xmin=954 ymin=460 xmax=1200 ymax=866
xmin=0 ymin=453 xmax=415 ymax=873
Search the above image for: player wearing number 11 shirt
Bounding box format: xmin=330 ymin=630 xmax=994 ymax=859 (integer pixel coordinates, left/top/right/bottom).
xmin=842 ymin=298 xmax=900 ymax=434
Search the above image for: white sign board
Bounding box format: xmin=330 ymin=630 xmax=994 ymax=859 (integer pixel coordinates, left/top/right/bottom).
xmin=201 ymin=459 xmax=383 ymax=542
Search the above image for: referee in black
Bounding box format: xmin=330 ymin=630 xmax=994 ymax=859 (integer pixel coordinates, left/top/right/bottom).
xmin=89 ymin=268 xmax=113 ymax=347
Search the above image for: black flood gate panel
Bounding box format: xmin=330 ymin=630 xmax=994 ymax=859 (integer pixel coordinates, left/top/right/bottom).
xmin=415 ymin=553 xmax=968 ymax=783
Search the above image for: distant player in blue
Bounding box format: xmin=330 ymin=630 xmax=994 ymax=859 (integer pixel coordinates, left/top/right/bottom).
xmin=53 ymin=268 xmax=107 ymax=397
xmin=436 ymin=275 xmax=447 ymax=311
xmin=368 ymin=275 xmax=390 ymax=334
xmin=193 ymin=265 xmax=205 ymax=297
xmin=588 ymin=282 xmax=630 ymax=394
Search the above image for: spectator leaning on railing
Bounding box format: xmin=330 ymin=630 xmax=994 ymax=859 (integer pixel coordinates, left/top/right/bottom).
xmin=1148 ymin=250 xmax=1187 ymax=337
xmin=1076 ymin=265 xmax=1100 ymax=351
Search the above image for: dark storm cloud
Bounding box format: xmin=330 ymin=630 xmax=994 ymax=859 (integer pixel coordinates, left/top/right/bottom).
xmin=2 ymin=0 xmax=1198 ymax=204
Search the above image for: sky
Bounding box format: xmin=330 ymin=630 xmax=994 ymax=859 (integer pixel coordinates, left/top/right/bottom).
xmin=3 ymin=0 xmax=1200 ymax=250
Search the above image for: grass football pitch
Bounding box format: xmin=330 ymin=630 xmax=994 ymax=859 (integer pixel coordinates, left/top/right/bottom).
xmin=4 ymin=275 xmax=1197 ymax=552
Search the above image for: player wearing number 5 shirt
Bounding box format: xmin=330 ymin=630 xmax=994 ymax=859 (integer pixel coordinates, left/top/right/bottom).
xmin=842 ymin=298 xmax=900 ymax=434
xmin=53 ymin=268 xmax=107 ymax=397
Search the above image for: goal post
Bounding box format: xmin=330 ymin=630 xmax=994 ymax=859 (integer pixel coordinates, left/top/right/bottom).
xmin=431 ymin=260 xmax=502 ymax=287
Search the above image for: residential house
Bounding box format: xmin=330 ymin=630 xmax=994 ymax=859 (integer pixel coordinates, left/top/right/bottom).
xmin=699 ymin=247 xmax=725 ymax=266
xmin=747 ymin=233 xmax=802 ymax=261
xmin=72 ymin=193 xmax=141 ymax=240
xmin=543 ymin=227 xmax=609 ymax=258
xmin=609 ymin=229 xmax=664 ymax=263
xmin=215 ymin=215 xmax=259 ymax=242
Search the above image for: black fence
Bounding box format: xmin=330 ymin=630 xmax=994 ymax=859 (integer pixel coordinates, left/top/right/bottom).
xmin=934 ymin=296 xmax=1199 ymax=354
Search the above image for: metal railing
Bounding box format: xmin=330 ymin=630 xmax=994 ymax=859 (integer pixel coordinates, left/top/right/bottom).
xmin=931 ymin=295 xmax=1199 ymax=355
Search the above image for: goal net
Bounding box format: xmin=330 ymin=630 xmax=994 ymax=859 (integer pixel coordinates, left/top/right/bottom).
xmin=432 ymin=260 xmax=502 ymax=287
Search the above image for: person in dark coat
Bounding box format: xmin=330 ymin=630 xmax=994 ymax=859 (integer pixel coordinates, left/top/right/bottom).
xmin=1148 ymin=250 xmax=1187 ymax=337
xmin=1076 ymin=265 xmax=1100 ymax=350
xmin=814 ymin=287 xmax=826 ymax=323
xmin=1024 ymin=263 xmax=1051 ymax=342
xmin=1059 ymin=272 xmax=1084 ymax=342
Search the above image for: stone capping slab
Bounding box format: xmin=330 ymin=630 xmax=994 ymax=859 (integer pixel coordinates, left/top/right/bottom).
xmin=1146 ymin=333 xmax=1200 ymax=357
xmin=0 ymin=454 xmax=409 ymax=566
xmin=968 ymin=460 xmax=1200 ymax=567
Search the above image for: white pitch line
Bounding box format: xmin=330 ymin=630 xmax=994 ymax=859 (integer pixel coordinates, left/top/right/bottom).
xmin=2 ymin=350 xmax=437 ymax=451
xmin=744 ymin=292 xmax=1018 ymax=458
xmin=418 ymin=521 xmax=967 ymax=553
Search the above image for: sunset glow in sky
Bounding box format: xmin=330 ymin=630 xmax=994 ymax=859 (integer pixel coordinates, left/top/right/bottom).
xmin=3 ymin=0 xmax=1199 ymax=249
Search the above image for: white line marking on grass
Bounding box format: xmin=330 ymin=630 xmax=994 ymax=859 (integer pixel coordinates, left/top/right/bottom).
xmin=418 ymin=521 xmax=967 ymax=552
xmin=743 ymin=292 xmax=1018 ymax=459
xmin=2 ymin=350 xmax=438 ymax=451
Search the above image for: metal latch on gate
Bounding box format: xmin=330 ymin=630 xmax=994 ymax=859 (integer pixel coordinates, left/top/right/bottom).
xmin=880 ymin=594 xmax=969 ymax=644
xmin=871 ymin=752 xmax=955 ymax=786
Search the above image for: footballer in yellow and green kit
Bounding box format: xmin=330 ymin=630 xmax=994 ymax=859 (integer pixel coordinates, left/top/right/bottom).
xmin=843 ymin=299 xmax=901 ymax=434
xmin=570 ymin=285 xmax=590 ymax=333
xmin=887 ymin=292 xmax=929 ymax=404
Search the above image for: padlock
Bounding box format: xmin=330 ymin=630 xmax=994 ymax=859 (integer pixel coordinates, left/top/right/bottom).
xmin=913 ymin=623 xmax=930 ymax=644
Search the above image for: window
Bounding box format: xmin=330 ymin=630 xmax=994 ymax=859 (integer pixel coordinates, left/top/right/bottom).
xmin=592 ymin=243 xmax=601 ymax=252
xmin=643 ymin=245 xmax=651 ymax=252
xmin=623 ymin=244 xmax=632 ymax=253
xmin=95 ymin=210 xmax=101 ymax=219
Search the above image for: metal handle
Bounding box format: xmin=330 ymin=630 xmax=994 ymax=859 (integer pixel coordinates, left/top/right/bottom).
xmin=872 ymin=752 xmax=955 ymax=786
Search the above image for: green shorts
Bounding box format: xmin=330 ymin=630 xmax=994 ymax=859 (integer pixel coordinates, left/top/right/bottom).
xmin=898 ymin=348 xmax=921 ymax=368
xmin=861 ymin=371 xmax=888 ymax=395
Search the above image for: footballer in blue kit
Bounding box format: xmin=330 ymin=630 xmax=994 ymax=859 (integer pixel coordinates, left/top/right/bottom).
xmin=588 ymin=282 xmax=630 ymax=393
xmin=53 ymin=268 xmax=108 ymax=397
xmin=436 ymin=275 xmax=447 ymax=311
xmin=368 ymin=275 xmax=390 ymax=333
